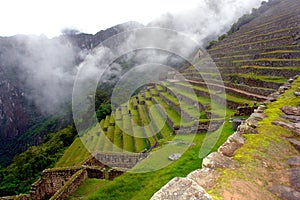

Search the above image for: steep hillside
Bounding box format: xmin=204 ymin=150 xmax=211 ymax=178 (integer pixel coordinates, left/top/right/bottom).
xmin=1 ymin=0 xmax=300 ymax=199
xmin=0 ymin=21 xmax=143 ymax=167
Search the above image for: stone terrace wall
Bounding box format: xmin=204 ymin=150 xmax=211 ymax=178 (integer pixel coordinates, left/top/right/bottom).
xmin=94 ymin=152 xmax=149 ymax=169
xmin=50 ymin=169 xmax=88 ymax=200
xmin=30 ymin=167 xmax=82 ymax=200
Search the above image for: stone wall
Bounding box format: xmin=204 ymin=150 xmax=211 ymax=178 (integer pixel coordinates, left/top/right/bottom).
xmin=49 ymin=169 xmax=88 ymax=200
xmin=30 ymin=167 xmax=82 ymax=200
xmin=94 ymin=152 xmax=149 ymax=169
xmin=86 ymin=167 xmax=106 ymax=179
xmin=84 ymin=156 xmax=108 ymax=168
xmin=0 ymin=194 xmax=30 ymax=200
xmin=108 ymin=168 xmax=125 ymax=180
xmin=30 ymin=163 xmax=123 ymax=200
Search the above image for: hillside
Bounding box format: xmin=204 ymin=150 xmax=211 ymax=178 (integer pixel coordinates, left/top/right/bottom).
xmin=0 ymin=21 xmax=143 ymax=167
xmin=1 ymin=0 xmax=300 ymax=199
xmin=20 ymin=0 xmax=298 ymax=199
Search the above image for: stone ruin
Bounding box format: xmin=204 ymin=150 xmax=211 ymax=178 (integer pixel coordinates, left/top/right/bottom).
xmin=27 ymin=152 xmax=148 ymax=200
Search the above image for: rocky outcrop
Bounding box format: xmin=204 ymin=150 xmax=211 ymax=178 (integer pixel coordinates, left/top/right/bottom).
xmin=272 ymin=121 xmax=300 ymax=136
xmin=187 ymin=169 xmax=219 ymax=189
xmin=281 ymin=106 xmax=300 ymax=116
xmin=202 ymin=152 xmax=235 ymax=169
xmin=218 ymin=132 xmax=245 ymax=157
xmin=150 ymin=177 xmax=212 ymax=200
xmin=267 ymin=185 xmax=300 ymax=200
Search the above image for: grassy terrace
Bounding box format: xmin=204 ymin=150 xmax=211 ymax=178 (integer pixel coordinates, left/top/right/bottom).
xmin=130 ymin=100 xmax=149 ymax=152
xmin=113 ymin=125 xmax=123 ymax=152
xmin=103 ymin=125 xmax=114 ymax=152
xmin=226 ymin=73 xmax=287 ymax=84
xmin=159 ymin=91 xmax=200 ymax=120
xmin=103 ymin=115 xmax=110 ymax=130
xmin=145 ymin=91 xmax=151 ymax=98
xmin=137 ymin=103 xmax=158 ymax=147
xmin=152 ymin=96 xmax=182 ymax=127
xmin=210 ymin=35 xmax=292 ymax=52
xmin=150 ymin=88 xmax=158 ymax=95
xmin=166 ymin=84 xmax=230 ymax=117
xmin=216 ymin=27 xmax=294 ymax=49
xmin=145 ymin=99 xmax=172 ymax=139
xmin=174 ymin=81 xmax=253 ymax=106
xmin=155 ymin=84 xmax=164 ymax=91
xmin=233 ymin=58 xmax=300 ymax=62
xmin=241 ymin=65 xmax=300 ymax=70
xmin=261 ymin=50 xmax=300 ymax=54
xmin=122 ymin=113 xmax=135 ymax=152
xmin=115 ymin=109 xmax=122 ymax=120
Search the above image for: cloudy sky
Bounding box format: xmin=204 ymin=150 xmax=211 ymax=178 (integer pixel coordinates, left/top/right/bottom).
xmin=0 ymin=0 xmax=262 ymax=38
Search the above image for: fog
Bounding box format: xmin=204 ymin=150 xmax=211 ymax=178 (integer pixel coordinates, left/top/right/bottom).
xmin=2 ymin=0 xmax=264 ymax=115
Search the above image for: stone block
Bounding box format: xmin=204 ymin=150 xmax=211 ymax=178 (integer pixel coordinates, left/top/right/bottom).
xmin=150 ymin=177 xmax=212 ymax=200
xmin=202 ymin=152 xmax=235 ymax=169
xmin=187 ymin=168 xmax=219 ymax=189
xmin=218 ymin=132 xmax=245 ymax=157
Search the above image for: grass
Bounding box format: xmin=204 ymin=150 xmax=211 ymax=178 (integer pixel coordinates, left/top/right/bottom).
xmin=113 ymin=125 xmax=123 ymax=152
xmin=122 ymin=115 xmax=135 ymax=152
xmin=55 ymin=137 xmax=91 ymax=167
xmin=145 ymin=100 xmax=172 ymax=138
xmin=137 ymin=104 xmax=158 ymax=147
xmin=67 ymin=179 xmax=109 ymax=200
xmin=241 ymin=65 xmax=300 ymax=71
xmin=160 ymin=91 xmax=201 ymax=121
xmin=175 ymin=81 xmax=253 ymax=106
xmin=261 ymin=50 xmax=300 ymax=55
xmin=227 ymin=73 xmax=287 ymax=84
xmin=153 ymin=96 xmax=182 ymax=126
xmin=87 ymin=120 xmax=235 ymax=200
xmin=233 ymin=58 xmax=300 ymax=62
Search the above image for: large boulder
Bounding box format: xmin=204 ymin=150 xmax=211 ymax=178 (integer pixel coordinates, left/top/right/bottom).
xmin=187 ymin=168 xmax=219 ymax=189
xmin=268 ymin=185 xmax=300 ymax=200
xmin=281 ymin=106 xmax=300 ymax=116
xmin=150 ymin=177 xmax=212 ymax=200
xmin=272 ymin=121 xmax=300 ymax=136
xmin=218 ymin=132 xmax=245 ymax=157
xmin=286 ymin=138 xmax=300 ymax=152
xmin=287 ymin=156 xmax=300 ymax=168
xmin=202 ymin=152 xmax=235 ymax=169
xmin=290 ymin=168 xmax=300 ymax=192
xmin=237 ymin=124 xmax=259 ymax=134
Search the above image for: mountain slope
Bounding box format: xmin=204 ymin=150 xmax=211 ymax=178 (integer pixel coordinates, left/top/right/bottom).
xmin=0 ymin=21 xmax=143 ymax=167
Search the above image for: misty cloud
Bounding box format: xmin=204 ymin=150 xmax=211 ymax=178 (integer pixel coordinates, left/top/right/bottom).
xmin=149 ymin=0 xmax=263 ymax=46
xmin=1 ymin=35 xmax=79 ymax=114
xmin=1 ymin=0 xmax=264 ymax=117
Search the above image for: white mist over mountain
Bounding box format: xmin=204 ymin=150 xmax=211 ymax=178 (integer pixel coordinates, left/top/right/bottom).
xmin=0 ymin=0 xmax=264 ymax=115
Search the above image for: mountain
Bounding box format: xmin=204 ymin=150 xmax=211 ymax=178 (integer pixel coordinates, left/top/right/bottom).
xmin=0 ymin=21 xmax=144 ymax=167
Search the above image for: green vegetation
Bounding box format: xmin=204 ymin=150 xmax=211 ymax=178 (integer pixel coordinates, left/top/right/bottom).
xmin=0 ymin=126 xmax=77 ymax=196
xmin=209 ymin=77 xmax=300 ymax=198
xmin=87 ymin=121 xmax=235 ymax=200
xmin=227 ymin=73 xmax=287 ymax=84
xmin=68 ymin=179 xmax=109 ymax=200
